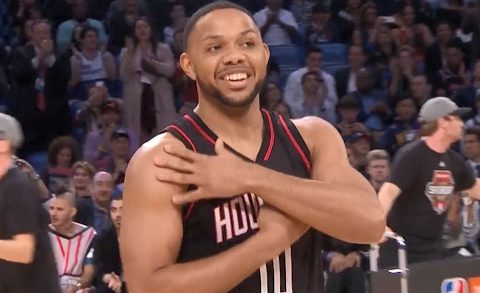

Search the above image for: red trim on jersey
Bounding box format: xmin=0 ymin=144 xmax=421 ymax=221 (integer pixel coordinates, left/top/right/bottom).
xmin=262 ymin=109 xmax=275 ymax=161
xmin=167 ymin=125 xmax=197 ymax=152
xmin=184 ymin=203 xmax=195 ymax=220
xmin=184 ymin=115 xmax=216 ymax=145
xmin=71 ymin=232 xmax=83 ymax=272
xmin=56 ymin=236 xmax=65 ymax=257
xmin=87 ymin=229 xmax=94 ymax=243
xmin=278 ymin=115 xmax=312 ymax=171
xmin=63 ymin=239 xmax=72 ymax=274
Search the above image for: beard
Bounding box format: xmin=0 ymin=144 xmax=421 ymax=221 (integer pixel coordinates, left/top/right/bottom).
xmin=196 ymin=76 xmax=265 ymax=107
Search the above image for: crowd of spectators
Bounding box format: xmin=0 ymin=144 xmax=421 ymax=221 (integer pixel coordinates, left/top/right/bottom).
xmin=2 ymin=0 xmax=480 ymax=291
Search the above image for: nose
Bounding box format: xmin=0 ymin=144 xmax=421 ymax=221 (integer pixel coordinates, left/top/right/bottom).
xmin=221 ymin=46 xmax=246 ymax=65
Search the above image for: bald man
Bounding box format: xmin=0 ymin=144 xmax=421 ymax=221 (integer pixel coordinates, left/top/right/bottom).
xmin=75 ymin=171 xmax=113 ymax=232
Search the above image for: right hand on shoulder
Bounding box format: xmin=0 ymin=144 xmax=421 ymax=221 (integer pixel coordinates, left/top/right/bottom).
xmin=257 ymin=205 xmax=308 ymax=251
xmin=329 ymin=253 xmax=349 ymax=273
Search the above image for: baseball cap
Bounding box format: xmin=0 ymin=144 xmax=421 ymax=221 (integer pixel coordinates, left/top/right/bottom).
xmin=346 ymin=132 xmax=371 ymax=144
xmin=0 ymin=113 xmax=24 ymax=149
xmin=418 ymin=97 xmax=471 ymax=123
xmin=101 ymin=100 xmax=120 ymax=114
xmin=111 ymin=128 xmax=130 ymax=141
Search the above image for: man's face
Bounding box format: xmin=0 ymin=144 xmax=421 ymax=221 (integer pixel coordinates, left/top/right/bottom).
xmin=32 ymin=23 xmax=51 ymax=46
xmin=92 ymin=173 xmax=113 ymax=202
xmin=305 ymin=52 xmax=322 ymax=72
xmin=110 ymin=199 xmax=123 ymax=231
xmin=437 ymin=23 xmax=453 ymax=44
xmin=356 ymin=70 xmax=372 ymax=92
xmin=367 ymin=159 xmax=390 ymax=183
xmin=72 ymin=0 xmax=88 ymax=21
xmin=180 ymin=8 xmax=269 ymax=108
xmin=445 ymin=47 xmax=463 ymax=70
xmin=72 ymin=167 xmax=91 ymax=189
xmin=463 ymin=134 xmax=480 ymax=159
xmin=442 ymin=115 xmax=464 ymax=142
xmin=111 ymin=137 xmax=130 ymax=158
xmin=348 ymin=46 xmax=365 ymax=69
xmin=49 ymin=198 xmax=75 ymax=229
xmin=396 ymin=99 xmax=416 ymax=122
xmin=411 ymin=75 xmax=430 ymax=99
xmin=339 ymin=108 xmax=359 ymax=123
xmin=266 ymin=0 xmax=282 ymax=11
xmin=302 ymin=74 xmax=320 ymax=96
xmin=82 ymin=30 xmax=98 ymax=50
xmin=352 ymin=138 xmax=371 ymax=156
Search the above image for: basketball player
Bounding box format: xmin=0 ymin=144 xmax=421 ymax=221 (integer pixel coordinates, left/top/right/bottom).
xmin=0 ymin=113 xmax=60 ymax=293
xmin=379 ymin=97 xmax=480 ymax=266
xmin=120 ymin=2 xmax=385 ymax=292
xmin=48 ymin=186 xmax=96 ymax=292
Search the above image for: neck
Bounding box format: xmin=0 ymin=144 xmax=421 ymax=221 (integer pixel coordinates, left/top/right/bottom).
xmin=304 ymin=93 xmax=322 ymax=105
xmin=424 ymin=134 xmax=452 ymax=153
xmin=82 ymin=48 xmax=97 ymax=58
xmin=195 ymin=98 xmax=263 ymax=157
xmin=76 ymin=187 xmax=89 ymax=197
xmin=53 ymin=222 xmax=75 ymax=236
xmin=0 ymin=155 xmax=13 ymax=179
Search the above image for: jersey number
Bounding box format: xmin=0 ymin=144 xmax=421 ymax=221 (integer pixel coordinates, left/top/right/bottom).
xmin=260 ymin=247 xmax=293 ymax=293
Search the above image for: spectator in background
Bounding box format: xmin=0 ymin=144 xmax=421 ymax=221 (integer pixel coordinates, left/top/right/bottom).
xmin=43 ymin=136 xmax=80 ymax=192
xmin=433 ymin=38 xmax=471 ymax=97
xmin=335 ymin=0 xmax=362 ymax=43
xmin=290 ymin=0 xmax=318 ymax=29
xmin=346 ymin=132 xmax=372 ymax=176
xmin=56 ymin=0 xmax=107 ymax=55
xmin=354 ymin=2 xmax=377 ymax=48
xmin=94 ymin=195 xmax=127 ymax=293
xmin=336 ymin=94 xmax=371 ymax=139
xmin=10 ymin=20 xmax=72 ymax=158
xmin=259 ymin=81 xmax=283 ymax=111
xmin=106 ymin=0 xmax=146 ymax=55
xmin=163 ymin=1 xmax=188 ymax=47
xmin=76 ymin=171 xmax=113 ymax=232
xmin=425 ymin=20 xmax=455 ymax=78
xmin=411 ymin=73 xmax=432 ymax=108
xmin=83 ymin=100 xmax=139 ymax=165
xmin=71 ymin=161 xmax=96 ymax=198
xmin=96 ymin=129 xmax=131 ymax=185
xmin=381 ymin=97 xmax=420 ymax=156
xmin=304 ymin=4 xmax=340 ymax=48
xmin=69 ymin=26 xmax=117 ymax=101
xmin=75 ymin=84 xmax=111 ymax=133
xmin=351 ymin=68 xmax=391 ymax=135
xmin=389 ymin=46 xmax=418 ymax=98
xmin=12 ymin=0 xmax=44 ymax=31
xmin=465 ymin=95 xmax=480 ymax=128
xmin=120 ymin=17 xmax=177 ymax=141
xmin=463 ymin=127 xmax=480 ymax=175
xmin=335 ymin=45 xmax=367 ymax=98
xmin=366 ymin=149 xmax=390 ymax=192
xmin=253 ymin=0 xmax=299 ymax=46
xmin=48 ymin=187 xmax=96 ymax=292
xmin=367 ymin=22 xmax=397 ymax=89
xmin=295 ymin=71 xmax=336 ymax=123
xmin=272 ymin=101 xmax=293 ymax=119
xmin=284 ymin=47 xmax=337 ymax=121
xmin=455 ymin=59 xmax=480 ymax=112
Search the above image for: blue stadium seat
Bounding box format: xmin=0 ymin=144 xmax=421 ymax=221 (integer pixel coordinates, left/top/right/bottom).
xmin=319 ymin=43 xmax=348 ymax=65
xmin=26 ymin=152 xmax=48 ymax=174
xmin=278 ymin=65 xmax=301 ymax=89
xmin=268 ymin=45 xmax=302 ymax=68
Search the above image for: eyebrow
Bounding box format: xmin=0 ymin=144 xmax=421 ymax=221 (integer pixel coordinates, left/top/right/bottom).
xmin=201 ymin=29 xmax=257 ymax=42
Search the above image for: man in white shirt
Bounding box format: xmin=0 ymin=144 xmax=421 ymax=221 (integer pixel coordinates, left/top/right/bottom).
xmin=284 ymin=47 xmax=338 ymax=119
xmin=253 ymin=0 xmax=299 ymax=46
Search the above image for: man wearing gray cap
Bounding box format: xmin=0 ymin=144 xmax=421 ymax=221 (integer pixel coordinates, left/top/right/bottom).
xmin=0 ymin=113 xmax=60 ymax=292
xmin=378 ymin=97 xmax=480 ymax=267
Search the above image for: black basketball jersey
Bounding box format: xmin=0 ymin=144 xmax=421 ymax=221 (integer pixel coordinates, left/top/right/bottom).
xmin=165 ymin=109 xmax=324 ymax=293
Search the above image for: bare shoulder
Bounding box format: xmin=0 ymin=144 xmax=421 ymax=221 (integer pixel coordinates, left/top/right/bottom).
xmin=291 ymin=116 xmax=343 ymax=155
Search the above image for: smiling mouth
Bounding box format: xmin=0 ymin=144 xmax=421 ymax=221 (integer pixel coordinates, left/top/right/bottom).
xmin=223 ymin=72 xmax=249 ymax=81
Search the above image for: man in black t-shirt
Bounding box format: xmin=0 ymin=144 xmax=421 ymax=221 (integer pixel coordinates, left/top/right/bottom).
xmin=0 ymin=113 xmax=60 ymax=293
xmin=378 ymin=97 xmax=480 ymax=267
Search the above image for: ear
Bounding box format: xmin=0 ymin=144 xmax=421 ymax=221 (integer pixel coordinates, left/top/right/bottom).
xmin=263 ymin=43 xmax=271 ymax=67
xmin=179 ymin=52 xmax=197 ymax=81
xmin=71 ymin=207 xmax=77 ymax=218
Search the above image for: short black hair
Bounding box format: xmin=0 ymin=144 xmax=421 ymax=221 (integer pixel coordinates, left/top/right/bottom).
xmin=183 ymin=1 xmax=255 ymax=50
xmin=306 ymin=46 xmax=323 ymax=58
xmin=79 ymin=25 xmax=98 ymax=40
xmin=301 ymin=71 xmax=321 ymax=84
xmin=465 ymin=127 xmax=480 ymax=142
xmin=446 ymin=38 xmax=464 ymax=51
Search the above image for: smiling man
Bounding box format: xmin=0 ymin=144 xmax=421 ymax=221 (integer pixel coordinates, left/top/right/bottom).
xmin=120 ymin=2 xmax=385 ymax=293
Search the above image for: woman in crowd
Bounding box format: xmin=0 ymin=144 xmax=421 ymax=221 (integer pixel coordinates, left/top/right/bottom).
xmin=43 ymin=136 xmax=80 ymax=193
xmin=120 ymin=17 xmax=177 ymax=141
xmin=70 ymin=160 xmax=96 ymax=198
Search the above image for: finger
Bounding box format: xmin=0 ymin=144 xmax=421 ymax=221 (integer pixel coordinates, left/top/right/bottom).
xmin=157 ymin=169 xmax=196 ymax=185
xmin=155 ymin=155 xmax=195 ymax=173
xmin=172 ymin=188 xmax=206 ymax=205
xmin=163 ymin=144 xmax=199 ymax=162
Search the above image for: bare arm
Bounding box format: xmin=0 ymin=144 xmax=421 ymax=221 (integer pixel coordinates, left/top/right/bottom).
xmin=378 ymin=182 xmax=401 ymax=216
xmin=79 ymin=264 xmax=95 ymax=288
xmin=0 ymin=234 xmax=35 ymax=264
xmin=102 ymin=52 xmax=118 ymax=81
xmin=69 ymin=56 xmax=81 ymax=88
xmin=121 ymin=134 xmax=305 ymax=293
xmin=246 ymin=117 xmax=385 ymax=243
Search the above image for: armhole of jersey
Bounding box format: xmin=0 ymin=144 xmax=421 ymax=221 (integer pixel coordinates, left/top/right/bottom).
xmin=163 ymin=124 xmax=197 ymax=220
xmin=277 ymin=114 xmax=313 ymax=174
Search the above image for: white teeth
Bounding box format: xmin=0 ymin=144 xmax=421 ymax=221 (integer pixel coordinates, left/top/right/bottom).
xmin=225 ymin=73 xmax=247 ymax=81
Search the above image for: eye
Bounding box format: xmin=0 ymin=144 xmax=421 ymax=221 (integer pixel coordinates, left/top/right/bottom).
xmin=241 ymin=40 xmax=256 ymax=48
xmin=207 ymin=44 xmax=222 ymax=52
